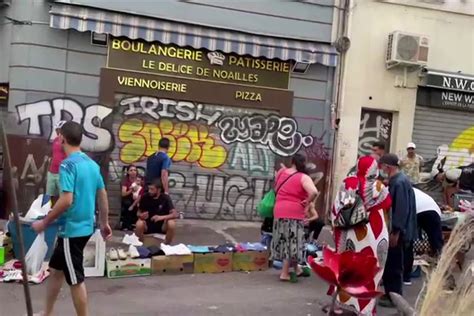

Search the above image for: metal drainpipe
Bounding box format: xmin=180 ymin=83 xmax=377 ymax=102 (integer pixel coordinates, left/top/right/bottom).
xmin=324 ymin=0 xmax=352 ymax=218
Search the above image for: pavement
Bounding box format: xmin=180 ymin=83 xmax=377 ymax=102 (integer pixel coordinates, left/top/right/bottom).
xmin=0 ymin=219 xmax=423 ymax=316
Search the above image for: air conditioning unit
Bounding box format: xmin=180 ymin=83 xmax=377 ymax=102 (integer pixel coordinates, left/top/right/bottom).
xmin=386 ymin=31 xmax=429 ymax=69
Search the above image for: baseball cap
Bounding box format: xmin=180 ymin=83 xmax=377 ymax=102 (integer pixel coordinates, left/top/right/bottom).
xmin=54 ymin=120 xmax=67 ymax=130
xmin=379 ymin=153 xmax=400 ymax=167
xmin=407 ymin=142 xmax=416 ymax=149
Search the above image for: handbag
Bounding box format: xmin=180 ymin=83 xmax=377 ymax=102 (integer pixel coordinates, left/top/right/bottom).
xmin=257 ymin=172 xmax=299 ymax=218
xmin=333 ymin=193 xmax=369 ymax=228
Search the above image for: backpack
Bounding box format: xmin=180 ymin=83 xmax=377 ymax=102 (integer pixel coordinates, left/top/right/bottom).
xmin=333 ymin=192 xmax=369 ymax=228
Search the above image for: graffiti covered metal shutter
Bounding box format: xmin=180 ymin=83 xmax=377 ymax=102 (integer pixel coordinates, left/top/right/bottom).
xmin=412 ymin=105 xmax=474 ymax=201
xmin=106 ymin=95 xmax=317 ymax=221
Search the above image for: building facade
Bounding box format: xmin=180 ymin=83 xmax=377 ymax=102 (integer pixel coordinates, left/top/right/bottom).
xmin=334 ymin=0 xmax=473 ymax=201
xmin=0 ymin=0 xmax=339 ymax=222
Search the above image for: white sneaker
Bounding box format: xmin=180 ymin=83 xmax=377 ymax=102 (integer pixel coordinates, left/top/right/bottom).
xmin=128 ymin=233 xmax=143 ymax=246
xmin=117 ymin=248 xmax=128 ymax=260
xmin=122 ymin=233 xmax=143 ymax=246
xmin=109 ymin=248 xmax=119 ymax=261
xmin=129 ymin=245 xmax=140 ymax=259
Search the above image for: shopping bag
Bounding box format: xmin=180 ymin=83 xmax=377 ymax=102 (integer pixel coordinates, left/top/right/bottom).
xmin=257 ymin=189 xmax=276 ymax=218
xmin=25 ymin=232 xmax=48 ymax=275
xmin=24 ymin=195 xmax=51 ymax=220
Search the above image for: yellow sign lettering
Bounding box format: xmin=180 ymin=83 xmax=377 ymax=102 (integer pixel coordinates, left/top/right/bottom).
xmin=235 ymin=90 xmax=263 ymax=102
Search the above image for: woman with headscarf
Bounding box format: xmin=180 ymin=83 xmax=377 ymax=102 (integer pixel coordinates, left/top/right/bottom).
xmin=330 ymin=156 xmax=392 ymax=315
xmin=272 ymin=153 xmax=319 ymax=282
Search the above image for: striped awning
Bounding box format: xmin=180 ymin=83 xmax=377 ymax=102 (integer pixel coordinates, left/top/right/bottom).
xmin=49 ymin=4 xmax=338 ymax=67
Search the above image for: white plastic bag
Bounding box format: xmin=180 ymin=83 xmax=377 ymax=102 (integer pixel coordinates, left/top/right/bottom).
xmin=25 ymin=232 xmax=48 ymax=275
xmin=24 ymin=195 xmax=51 ymax=220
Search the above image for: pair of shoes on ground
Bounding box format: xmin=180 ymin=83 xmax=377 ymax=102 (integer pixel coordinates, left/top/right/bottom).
xmin=122 ymin=233 xmax=143 ymax=246
xmin=109 ymin=245 xmax=140 ymax=260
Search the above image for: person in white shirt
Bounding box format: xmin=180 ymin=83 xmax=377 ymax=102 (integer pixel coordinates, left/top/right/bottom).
xmin=414 ymin=188 xmax=444 ymax=253
xmin=404 ymin=188 xmax=444 ymax=284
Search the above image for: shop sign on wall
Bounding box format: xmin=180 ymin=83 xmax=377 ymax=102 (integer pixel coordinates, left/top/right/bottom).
xmin=416 ymin=87 xmax=473 ymax=112
xmin=107 ymin=37 xmax=291 ymax=90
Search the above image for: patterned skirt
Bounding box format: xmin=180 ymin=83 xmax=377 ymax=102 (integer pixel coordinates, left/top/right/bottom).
xmin=271 ymin=218 xmax=305 ymax=264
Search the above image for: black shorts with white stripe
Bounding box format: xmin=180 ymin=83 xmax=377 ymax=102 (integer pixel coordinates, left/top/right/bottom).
xmin=49 ymin=235 xmax=91 ymax=286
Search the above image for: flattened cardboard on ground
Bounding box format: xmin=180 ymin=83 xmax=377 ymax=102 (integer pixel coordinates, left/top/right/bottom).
xmin=106 ymin=258 xmax=151 ymax=279
xmin=143 ymin=234 xmax=164 ymax=248
xmin=152 ymin=254 xmax=194 ymax=275
xmin=194 ymin=252 xmax=232 ymax=273
xmin=233 ymin=250 xmax=269 ymax=272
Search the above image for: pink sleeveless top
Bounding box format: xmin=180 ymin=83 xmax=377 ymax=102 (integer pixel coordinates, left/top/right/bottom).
xmin=274 ymin=169 xmax=307 ymax=220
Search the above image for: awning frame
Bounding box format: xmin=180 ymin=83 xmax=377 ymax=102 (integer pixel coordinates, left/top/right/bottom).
xmin=49 ymin=3 xmax=338 ymax=67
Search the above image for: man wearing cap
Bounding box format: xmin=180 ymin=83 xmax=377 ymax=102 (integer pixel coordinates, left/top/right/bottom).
xmin=400 ymin=142 xmax=424 ymax=184
xmin=378 ymin=153 xmax=417 ymax=307
xmin=46 ymin=121 xmax=67 ymax=205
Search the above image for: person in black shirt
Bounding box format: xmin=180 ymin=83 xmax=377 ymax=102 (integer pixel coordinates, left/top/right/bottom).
xmin=135 ymin=180 xmax=178 ymax=244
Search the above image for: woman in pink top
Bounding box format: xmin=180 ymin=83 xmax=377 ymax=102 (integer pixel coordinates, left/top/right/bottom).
xmin=272 ymin=153 xmax=318 ymax=281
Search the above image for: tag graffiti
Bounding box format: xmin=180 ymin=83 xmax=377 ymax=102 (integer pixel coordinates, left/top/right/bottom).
xmin=218 ymin=114 xmax=313 ymax=157
xmin=16 ymin=98 xmax=114 ymax=152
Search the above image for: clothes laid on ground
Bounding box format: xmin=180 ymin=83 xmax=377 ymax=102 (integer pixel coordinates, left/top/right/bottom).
xmin=136 ymin=246 xmax=151 ymax=258
xmin=139 ymin=193 xmax=174 ymax=234
xmin=235 ymin=242 xmax=266 ymax=252
xmin=145 ymin=151 xmax=171 ymax=185
xmin=161 ymin=244 xmax=191 ymax=256
xmin=331 ymin=156 xmax=392 ymax=315
xmin=211 ymin=244 xmax=236 ymax=253
xmin=146 ymin=245 xmax=164 ymax=257
xmin=187 ymin=245 xmax=210 ymax=253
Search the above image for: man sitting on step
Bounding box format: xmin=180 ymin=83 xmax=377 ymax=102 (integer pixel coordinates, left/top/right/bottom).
xmin=135 ymin=180 xmax=178 ymax=244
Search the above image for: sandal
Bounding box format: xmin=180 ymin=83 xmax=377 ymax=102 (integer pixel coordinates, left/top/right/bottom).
xmin=297 ymin=266 xmax=311 ymax=277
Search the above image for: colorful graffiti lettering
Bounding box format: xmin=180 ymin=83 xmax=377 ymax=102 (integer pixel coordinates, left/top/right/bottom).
xmin=16 ymin=98 xmax=114 ymax=152
xmin=218 ymin=114 xmax=313 ymax=156
xmin=118 ymin=118 xmax=227 ymax=168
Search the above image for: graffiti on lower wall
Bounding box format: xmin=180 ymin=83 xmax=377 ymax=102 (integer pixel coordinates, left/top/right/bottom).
xmin=7 ymin=96 xmax=331 ymax=221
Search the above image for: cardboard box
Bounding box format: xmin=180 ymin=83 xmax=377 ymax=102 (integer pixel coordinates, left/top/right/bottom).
xmin=106 ymin=258 xmax=151 ymax=279
xmin=143 ymin=234 xmax=164 ymax=248
xmin=194 ymin=252 xmax=232 ymax=273
xmin=233 ymin=251 xmax=269 ymax=272
xmin=152 ymin=255 xmax=194 ymax=275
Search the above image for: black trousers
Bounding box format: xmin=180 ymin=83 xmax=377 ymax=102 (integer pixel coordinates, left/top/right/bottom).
xmin=120 ymin=199 xmax=137 ymax=230
xmin=403 ymin=241 xmax=414 ymax=282
xmin=306 ymin=218 xmax=325 ymax=241
xmin=418 ymin=211 xmax=444 ymax=255
xmin=383 ymin=233 xmax=404 ymax=295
